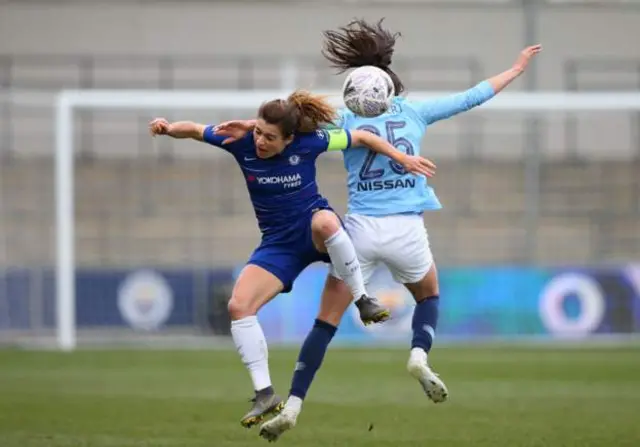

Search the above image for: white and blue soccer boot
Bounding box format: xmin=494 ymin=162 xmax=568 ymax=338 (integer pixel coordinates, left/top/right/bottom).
xmin=406 ymin=347 xmax=449 ymax=403
xmin=258 ymin=398 xmax=301 ymax=442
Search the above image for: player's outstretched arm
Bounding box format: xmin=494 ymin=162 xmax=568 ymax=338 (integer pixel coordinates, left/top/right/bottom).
xmin=149 ymin=118 xmax=206 ymax=141
xmin=415 ymin=44 xmax=542 ymax=125
xmin=350 ymin=130 xmax=436 ymax=178
xmin=487 ymin=44 xmax=542 ymax=93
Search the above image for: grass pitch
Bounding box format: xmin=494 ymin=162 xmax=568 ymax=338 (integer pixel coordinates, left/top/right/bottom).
xmin=1 ymin=346 xmax=638 ymax=446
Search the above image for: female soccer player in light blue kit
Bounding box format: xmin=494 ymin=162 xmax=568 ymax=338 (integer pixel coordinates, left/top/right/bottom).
xmin=216 ymin=21 xmax=541 ymax=441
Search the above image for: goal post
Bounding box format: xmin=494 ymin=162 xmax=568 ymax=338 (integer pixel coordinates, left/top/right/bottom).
xmin=54 ymin=89 xmax=640 ymax=351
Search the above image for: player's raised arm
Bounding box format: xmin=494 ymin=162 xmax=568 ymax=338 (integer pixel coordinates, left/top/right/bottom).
xmin=349 ymin=129 xmax=436 ymax=178
xmin=487 ymin=45 xmax=542 ymax=94
xmin=149 ymin=118 xmax=206 ymax=140
xmin=149 ymin=117 xmax=248 ymax=153
xmin=415 ymin=44 xmax=542 ymax=125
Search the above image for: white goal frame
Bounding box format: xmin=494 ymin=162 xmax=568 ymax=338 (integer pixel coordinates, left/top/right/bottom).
xmin=54 ymin=89 xmax=640 ymax=351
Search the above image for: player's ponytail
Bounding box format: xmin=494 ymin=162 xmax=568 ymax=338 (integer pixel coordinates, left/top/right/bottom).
xmin=322 ymin=18 xmax=405 ymax=95
xmin=286 ymin=90 xmax=337 ymax=133
xmin=258 ymin=90 xmax=337 ymax=138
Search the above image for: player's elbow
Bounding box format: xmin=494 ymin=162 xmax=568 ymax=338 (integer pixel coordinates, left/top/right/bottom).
xmin=187 ymin=122 xmax=206 ymax=140
xmin=189 ymin=122 xmax=206 ymax=140
xmin=466 ymin=95 xmax=486 ymax=109
xmin=456 ymin=94 xmax=483 ymax=112
xmin=168 ymin=121 xmax=206 ymax=140
xmin=466 ymin=83 xmax=495 ymax=108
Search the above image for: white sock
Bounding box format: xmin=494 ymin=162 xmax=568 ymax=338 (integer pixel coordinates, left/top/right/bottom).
xmin=231 ymin=316 xmax=272 ymax=391
xmin=410 ymin=347 xmax=428 ymax=364
xmin=285 ymin=395 xmax=303 ymax=414
xmin=324 ymin=227 xmax=367 ymax=300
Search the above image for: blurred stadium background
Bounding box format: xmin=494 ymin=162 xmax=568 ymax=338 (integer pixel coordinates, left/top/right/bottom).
xmin=0 ymin=1 xmax=639 ymax=446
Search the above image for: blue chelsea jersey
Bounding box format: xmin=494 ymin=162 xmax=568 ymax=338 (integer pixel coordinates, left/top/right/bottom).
xmin=202 ymin=126 xmax=352 ymax=241
xmin=337 ymin=81 xmax=495 ymax=216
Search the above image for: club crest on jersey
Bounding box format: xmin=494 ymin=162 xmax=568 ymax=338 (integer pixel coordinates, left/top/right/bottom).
xmin=289 ymin=155 xmax=301 ymax=166
xmin=315 ymin=129 xmax=325 ymax=139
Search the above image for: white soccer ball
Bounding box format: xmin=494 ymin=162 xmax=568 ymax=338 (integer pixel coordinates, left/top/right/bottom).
xmin=342 ymin=66 xmax=395 ymax=118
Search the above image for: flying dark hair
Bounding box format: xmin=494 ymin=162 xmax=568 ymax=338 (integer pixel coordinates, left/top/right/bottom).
xmin=258 ymin=90 xmax=337 ymax=137
xmin=322 ymin=18 xmax=405 ymax=95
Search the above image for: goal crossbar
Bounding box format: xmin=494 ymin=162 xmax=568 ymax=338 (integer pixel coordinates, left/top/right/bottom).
xmin=58 ymin=89 xmax=640 ymax=111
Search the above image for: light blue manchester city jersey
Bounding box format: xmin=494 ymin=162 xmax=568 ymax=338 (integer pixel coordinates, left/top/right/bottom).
xmin=337 ymin=81 xmax=495 ymax=216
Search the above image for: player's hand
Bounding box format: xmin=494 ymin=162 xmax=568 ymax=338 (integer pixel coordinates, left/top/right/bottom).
xmin=400 ymin=154 xmax=436 ymax=178
xmin=149 ymin=118 xmax=170 ymax=136
xmin=214 ymin=120 xmax=256 ymax=144
xmin=512 ymin=44 xmax=542 ymax=74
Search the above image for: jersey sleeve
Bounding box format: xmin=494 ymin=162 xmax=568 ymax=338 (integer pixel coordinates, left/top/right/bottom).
xmin=412 ymin=80 xmax=495 ymax=125
xmin=202 ymin=125 xmax=246 ymax=154
xmin=301 ymin=128 xmax=352 ymax=155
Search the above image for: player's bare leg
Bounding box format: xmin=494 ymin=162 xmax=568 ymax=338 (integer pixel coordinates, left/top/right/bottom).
xmin=404 ymin=264 xmax=448 ymax=403
xmin=229 ymin=265 xmax=286 ymax=427
xmin=259 ymin=276 xmax=352 ymax=442
xmin=311 ymin=209 xmax=390 ymax=325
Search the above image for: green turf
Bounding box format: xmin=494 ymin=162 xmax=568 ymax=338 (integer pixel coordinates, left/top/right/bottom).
xmin=0 ymin=346 xmax=639 ymax=446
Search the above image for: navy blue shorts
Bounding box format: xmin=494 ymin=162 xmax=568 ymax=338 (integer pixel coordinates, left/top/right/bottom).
xmin=247 ymin=209 xmax=336 ymax=293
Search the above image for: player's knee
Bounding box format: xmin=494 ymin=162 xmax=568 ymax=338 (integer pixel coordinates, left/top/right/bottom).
xmin=311 ymin=211 xmax=341 ymax=240
xmin=406 ymin=264 xmax=439 ymax=301
xmin=227 ymin=293 xmax=257 ymax=320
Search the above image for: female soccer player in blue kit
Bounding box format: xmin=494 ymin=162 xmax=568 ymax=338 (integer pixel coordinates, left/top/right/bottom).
xmin=148 ymin=89 xmax=436 ymax=429
xmin=218 ymin=20 xmax=541 ymax=442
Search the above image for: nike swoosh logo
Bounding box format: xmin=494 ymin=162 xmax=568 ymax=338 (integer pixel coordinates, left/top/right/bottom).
xmin=244 ymin=157 xmax=257 ymax=161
